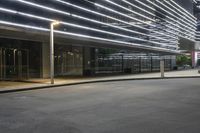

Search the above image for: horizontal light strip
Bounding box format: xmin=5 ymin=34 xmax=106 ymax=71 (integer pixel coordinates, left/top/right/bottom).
xmin=163 ymin=1 xmax=196 ymax=26
xmin=73 ymin=14 xmax=177 ymax=44
xmin=0 ymin=7 xmax=178 ymax=48
xmin=133 ymin=0 xmax=195 ymax=40
xmin=13 ymin=0 xmax=178 ymax=44
xmin=94 ymin=2 xmax=181 ymax=39
xmin=94 ymin=1 xmax=195 ymax=40
xmin=165 ymin=0 xmax=196 ymax=23
xmin=134 ymin=0 xmax=155 ymax=12
xmin=105 ymin=0 xmax=154 ymax=22
xmin=0 ymin=20 xmax=49 ymax=31
xmin=0 ymin=8 xmax=17 ymax=13
xmin=144 ymin=1 xmax=196 ymax=40
xmin=155 ymin=0 xmax=196 ymax=31
xmin=16 ymin=0 xmax=70 ymax=16
xmin=132 ymin=0 xmax=184 ymax=37
xmin=133 ymin=0 xmax=196 ymax=29
xmin=105 ymin=0 xmax=194 ymax=40
xmin=146 ymin=0 xmax=196 ymax=34
xmin=122 ymin=0 xmax=194 ymax=35
xmin=0 ymin=20 xmax=179 ymax=52
xmin=56 ymin=0 xmax=177 ymax=41
xmin=133 ymin=0 xmax=196 ymax=38
xmin=164 ymin=0 xmax=196 ymax=24
xmin=107 ymin=0 xmax=181 ymax=35
xmin=170 ymin=0 xmax=196 ymax=20
xmin=20 ymin=0 xmax=178 ymax=44
xmin=4 ymin=0 xmax=195 ymax=46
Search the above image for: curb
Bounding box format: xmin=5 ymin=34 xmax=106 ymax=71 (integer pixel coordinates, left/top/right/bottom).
xmin=0 ymin=76 xmax=200 ymax=94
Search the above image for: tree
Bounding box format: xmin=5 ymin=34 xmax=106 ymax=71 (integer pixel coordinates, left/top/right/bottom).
xmin=176 ymin=55 xmax=192 ymax=66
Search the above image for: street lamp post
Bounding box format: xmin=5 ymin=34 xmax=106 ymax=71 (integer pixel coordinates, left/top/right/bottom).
xmin=50 ymin=21 xmax=60 ymax=84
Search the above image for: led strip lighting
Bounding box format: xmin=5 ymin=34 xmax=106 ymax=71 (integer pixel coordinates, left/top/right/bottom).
xmin=0 ymin=7 xmax=178 ymax=48
xmin=141 ymin=0 xmax=196 ymax=40
xmin=164 ymin=0 xmax=196 ymax=24
xmin=155 ymin=0 xmax=196 ymax=26
xmin=122 ymin=0 xmax=194 ymax=35
xmin=131 ymin=0 xmax=181 ymax=36
xmin=72 ymin=14 xmax=177 ymax=45
xmin=55 ymin=0 xmax=177 ymax=41
xmin=108 ymin=0 xmax=195 ymax=32
xmin=154 ymin=0 xmax=196 ymax=31
xmin=146 ymin=0 xmax=196 ymax=36
xmin=88 ymin=0 xmax=195 ymax=40
xmin=14 ymin=0 xmax=178 ymax=43
xmin=170 ymin=0 xmax=196 ymax=20
xmin=105 ymin=0 xmax=180 ymax=34
xmin=93 ymin=2 xmax=182 ymax=39
xmin=13 ymin=0 xmax=196 ymax=45
xmin=0 ymin=0 xmax=195 ymax=51
xmin=132 ymin=0 xmax=196 ymax=37
xmin=94 ymin=0 xmax=195 ymax=40
xmin=105 ymin=0 xmax=154 ymax=22
xmin=0 ymin=20 xmax=179 ymax=53
xmin=104 ymin=0 xmax=195 ymax=40
xmin=134 ymin=0 xmax=195 ymax=23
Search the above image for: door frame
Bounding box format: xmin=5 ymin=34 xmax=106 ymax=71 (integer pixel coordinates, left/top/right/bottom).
xmin=0 ymin=47 xmax=29 ymax=80
xmin=0 ymin=48 xmax=2 ymax=80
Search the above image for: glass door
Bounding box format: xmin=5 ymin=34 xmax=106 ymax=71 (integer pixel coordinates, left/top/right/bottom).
xmin=2 ymin=48 xmax=29 ymax=80
xmin=55 ymin=46 xmax=83 ymax=76
xmin=0 ymin=48 xmax=2 ymax=80
xmin=4 ymin=48 xmax=16 ymax=79
xmin=20 ymin=49 xmax=29 ymax=79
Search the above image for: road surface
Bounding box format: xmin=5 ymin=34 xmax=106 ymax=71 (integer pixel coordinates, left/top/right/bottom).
xmin=0 ymin=78 xmax=200 ymax=133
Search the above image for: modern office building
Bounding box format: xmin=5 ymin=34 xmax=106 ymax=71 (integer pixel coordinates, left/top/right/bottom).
xmin=194 ymin=0 xmax=200 ymax=67
xmin=0 ymin=0 xmax=197 ymax=80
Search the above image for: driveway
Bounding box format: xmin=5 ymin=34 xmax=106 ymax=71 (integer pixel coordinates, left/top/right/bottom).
xmin=0 ymin=78 xmax=200 ymax=133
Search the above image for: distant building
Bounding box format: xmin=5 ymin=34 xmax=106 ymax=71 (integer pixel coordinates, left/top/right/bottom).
xmin=193 ymin=0 xmax=200 ymax=67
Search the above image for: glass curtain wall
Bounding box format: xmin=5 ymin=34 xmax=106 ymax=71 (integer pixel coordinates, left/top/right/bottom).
xmin=0 ymin=38 xmax=41 ymax=80
xmin=1 ymin=48 xmax=29 ymax=79
xmin=94 ymin=48 xmax=173 ymax=74
xmin=0 ymin=0 xmax=196 ymax=53
xmin=0 ymin=48 xmax=2 ymax=80
xmin=55 ymin=44 xmax=83 ymax=76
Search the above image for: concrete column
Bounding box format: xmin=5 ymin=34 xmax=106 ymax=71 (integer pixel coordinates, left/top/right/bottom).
xmin=160 ymin=59 xmax=165 ymax=78
xmin=83 ymin=47 xmax=91 ymax=71
xmin=41 ymin=42 xmax=50 ymax=78
xmin=0 ymin=48 xmax=2 ymax=80
xmin=83 ymin=47 xmax=95 ymax=76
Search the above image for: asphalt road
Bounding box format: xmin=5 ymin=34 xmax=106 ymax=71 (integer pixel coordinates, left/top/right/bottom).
xmin=0 ymin=78 xmax=200 ymax=133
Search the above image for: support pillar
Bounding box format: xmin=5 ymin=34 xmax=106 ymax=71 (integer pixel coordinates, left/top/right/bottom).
xmin=83 ymin=47 xmax=95 ymax=76
xmin=41 ymin=42 xmax=50 ymax=78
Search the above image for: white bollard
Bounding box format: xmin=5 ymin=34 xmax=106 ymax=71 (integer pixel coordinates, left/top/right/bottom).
xmin=160 ymin=60 xmax=165 ymax=78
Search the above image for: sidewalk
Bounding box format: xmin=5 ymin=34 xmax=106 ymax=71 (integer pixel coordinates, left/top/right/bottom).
xmin=0 ymin=69 xmax=199 ymax=93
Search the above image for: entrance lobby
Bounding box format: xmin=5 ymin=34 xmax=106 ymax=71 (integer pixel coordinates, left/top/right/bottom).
xmin=0 ymin=38 xmax=42 ymax=80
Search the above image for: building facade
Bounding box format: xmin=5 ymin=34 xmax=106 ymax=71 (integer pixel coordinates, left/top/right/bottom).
xmin=194 ymin=0 xmax=200 ymax=67
xmin=0 ymin=0 xmax=197 ymax=80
